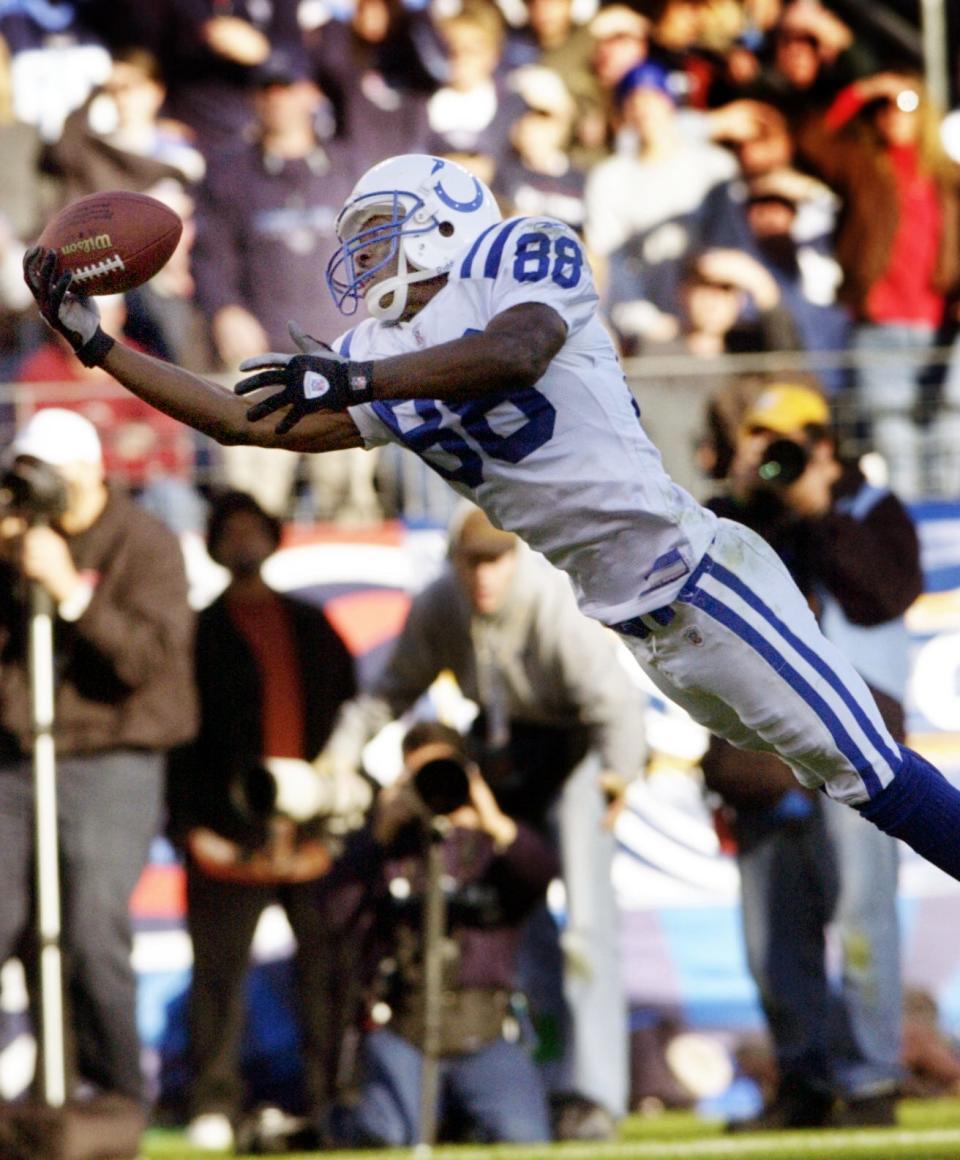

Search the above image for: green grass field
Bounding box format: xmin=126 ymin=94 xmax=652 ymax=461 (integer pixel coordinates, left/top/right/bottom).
xmin=143 ymin=1099 xmax=960 ymax=1160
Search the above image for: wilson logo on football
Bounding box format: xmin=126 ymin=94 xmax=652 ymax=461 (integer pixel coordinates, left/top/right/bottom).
xmin=60 ymin=234 xmax=113 ymax=256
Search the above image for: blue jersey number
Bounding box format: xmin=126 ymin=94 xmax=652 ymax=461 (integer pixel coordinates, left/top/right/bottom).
xmin=374 ymin=387 xmax=557 ymax=486
xmin=513 ymin=231 xmax=583 ymax=289
xmin=371 ymin=238 xmax=577 ymax=485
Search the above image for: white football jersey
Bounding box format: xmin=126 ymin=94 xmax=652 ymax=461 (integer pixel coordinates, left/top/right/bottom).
xmin=338 ymin=216 xmax=718 ymax=625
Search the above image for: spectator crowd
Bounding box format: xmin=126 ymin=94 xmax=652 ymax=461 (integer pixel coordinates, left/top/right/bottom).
xmin=0 ymin=0 xmax=958 ymax=516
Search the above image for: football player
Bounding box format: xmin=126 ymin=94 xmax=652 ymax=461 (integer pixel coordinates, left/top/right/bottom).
xmin=22 ymin=153 xmax=960 ymax=882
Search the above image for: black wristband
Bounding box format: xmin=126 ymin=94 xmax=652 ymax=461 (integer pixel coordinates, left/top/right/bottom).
xmin=76 ymin=328 xmax=115 ymax=368
xmin=347 ymin=361 xmax=376 ymax=405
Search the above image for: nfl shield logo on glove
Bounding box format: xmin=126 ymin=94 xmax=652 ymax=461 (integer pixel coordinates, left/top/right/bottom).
xmin=303 ymin=371 xmax=331 ymax=400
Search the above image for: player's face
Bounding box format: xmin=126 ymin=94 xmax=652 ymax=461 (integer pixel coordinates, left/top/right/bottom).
xmin=350 ymin=213 xmax=446 ymax=321
xmin=454 ymin=547 xmax=519 ymax=615
xmin=350 ymin=215 xmax=398 ymax=300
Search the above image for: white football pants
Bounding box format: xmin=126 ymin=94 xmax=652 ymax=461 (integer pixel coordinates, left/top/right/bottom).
xmin=616 ymin=519 xmax=901 ymax=808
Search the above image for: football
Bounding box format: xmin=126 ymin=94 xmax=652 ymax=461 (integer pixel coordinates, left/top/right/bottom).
xmin=37 ymin=190 xmax=183 ymax=296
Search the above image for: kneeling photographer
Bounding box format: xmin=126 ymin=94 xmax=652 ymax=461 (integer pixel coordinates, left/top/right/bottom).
xmin=702 ymin=383 xmax=922 ymax=1131
xmin=167 ymin=490 xmax=370 ymax=1153
xmin=323 ymin=720 xmax=559 ymax=1148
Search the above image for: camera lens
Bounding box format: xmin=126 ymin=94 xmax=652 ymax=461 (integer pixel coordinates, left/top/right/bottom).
xmin=757 ymin=438 xmax=808 ymax=486
xmin=0 ymin=459 xmax=68 ymax=523
xmin=413 ymin=757 xmax=471 ymax=815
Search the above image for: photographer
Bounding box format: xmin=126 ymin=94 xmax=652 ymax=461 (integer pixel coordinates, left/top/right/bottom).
xmin=325 ymin=720 xmax=558 ymax=1147
xmin=319 ymin=504 xmax=647 ymax=1138
xmin=0 ymin=409 xmax=196 ymax=1135
xmin=168 ymin=490 xmax=370 ymax=1152
xmin=703 ymin=383 xmax=922 ymax=1130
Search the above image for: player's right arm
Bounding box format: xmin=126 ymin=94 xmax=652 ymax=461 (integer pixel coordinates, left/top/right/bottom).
xmin=102 ymin=342 xmax=364 ymax=452
xmin=22 ymin=245 xmax=363 ymax=453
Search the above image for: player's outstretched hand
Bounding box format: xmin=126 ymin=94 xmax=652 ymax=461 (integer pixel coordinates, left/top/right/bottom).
xmin=235 ymin=337 xmax=375 ymax=435
xmin=22 ymin=247 xmax=114 ymax=367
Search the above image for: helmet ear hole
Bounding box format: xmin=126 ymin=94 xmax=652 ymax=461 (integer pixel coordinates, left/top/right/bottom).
xmin=438 ymin=220 xmax=455 ymax=238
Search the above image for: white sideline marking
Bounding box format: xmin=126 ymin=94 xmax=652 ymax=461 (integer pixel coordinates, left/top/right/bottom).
xmin=420 ymin=1127 xmax=960 ymax=1160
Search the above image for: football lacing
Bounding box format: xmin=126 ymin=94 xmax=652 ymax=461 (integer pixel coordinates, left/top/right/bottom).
xmin=71 ymin=254 xmax=126 ymax=285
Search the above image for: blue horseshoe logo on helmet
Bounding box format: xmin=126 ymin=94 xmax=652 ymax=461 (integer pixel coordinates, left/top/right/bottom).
xmin=430 ymin=159 xmax=485 ymax=213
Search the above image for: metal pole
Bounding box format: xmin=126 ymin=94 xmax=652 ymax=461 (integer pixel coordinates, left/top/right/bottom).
xmin=29 ymin=579 xmax=67 ymax=1107
xmin=417 ymin=818 xmax=448 ymax=1151
xmin=920 ymin=0 xmax=950 ymax=112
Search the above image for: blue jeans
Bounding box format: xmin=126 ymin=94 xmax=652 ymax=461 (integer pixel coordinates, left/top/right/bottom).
xmin=337 ymin=1027 xmax=551 ymax=1146
xmin=736 ymin=793 xmax=901 ymax=1099
xmin=516 ymin=751 xmax=628 ymax=1116
xmin=853 ymin=322 xmax=936 ymax=501
xmin=822 ymin=794 xmax=902 ymax=1096
xmin=0 ymin=750 xmax=164 ymax=1102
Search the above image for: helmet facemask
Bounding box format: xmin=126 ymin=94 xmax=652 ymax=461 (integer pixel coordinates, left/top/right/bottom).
xmin=326 ymin=190 xmax=439 ymax=323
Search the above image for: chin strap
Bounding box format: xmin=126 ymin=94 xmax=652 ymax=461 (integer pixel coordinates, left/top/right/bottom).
xmin=365 ymin=246 xmax=438 ymax=322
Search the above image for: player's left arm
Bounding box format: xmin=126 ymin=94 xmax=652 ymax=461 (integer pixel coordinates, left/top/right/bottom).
xmin=371 ymin=301 xmax=569 ymax=401
xmin=235 ymin=300 xmax=569 ymax=433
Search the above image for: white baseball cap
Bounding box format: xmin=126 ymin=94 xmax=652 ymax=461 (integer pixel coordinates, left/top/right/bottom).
xmin=509 ymin=66 xmax=576 ymax=121
xmin=9 ymin=408 xmax=103 ymax=467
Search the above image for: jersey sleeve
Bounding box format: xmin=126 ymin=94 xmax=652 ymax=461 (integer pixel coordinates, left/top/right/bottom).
xmin=456 ymin=216 xmax=599 ymax=338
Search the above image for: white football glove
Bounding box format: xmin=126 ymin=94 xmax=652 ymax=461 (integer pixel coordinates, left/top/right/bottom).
xmin=22 ymin=247 xmax=113 ymax=367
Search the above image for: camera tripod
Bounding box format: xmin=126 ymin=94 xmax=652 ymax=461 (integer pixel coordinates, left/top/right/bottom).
xmin=418 ymin=816 xmax=450 ymax=1151
xmin=27 ymin=578 xmax=68 ymax=1108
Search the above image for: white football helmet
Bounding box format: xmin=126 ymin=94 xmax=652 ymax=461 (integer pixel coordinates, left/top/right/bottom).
xmin=326 ymin=154 xmax=502 ymax=323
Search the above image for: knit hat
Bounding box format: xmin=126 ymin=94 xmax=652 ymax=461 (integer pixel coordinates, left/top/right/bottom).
xmin=615 ymin=60 xmax=677 ymax=107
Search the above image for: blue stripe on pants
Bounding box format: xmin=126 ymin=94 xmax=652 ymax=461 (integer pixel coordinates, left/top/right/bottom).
xmin=680 ymin=561 xmax=888 ymax=796
xmin=702 ymin=559 xmax=900 ymax=772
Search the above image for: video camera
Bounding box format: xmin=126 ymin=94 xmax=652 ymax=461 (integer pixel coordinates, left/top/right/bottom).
xmin=0 ymin=457 xmax=67 ymax=525
xmin=756 ymin=438 xmax=809 ymax=488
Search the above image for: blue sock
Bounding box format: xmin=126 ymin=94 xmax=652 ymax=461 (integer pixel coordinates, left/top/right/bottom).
xmin=859 ymin=746 xmax=960 ymax=881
